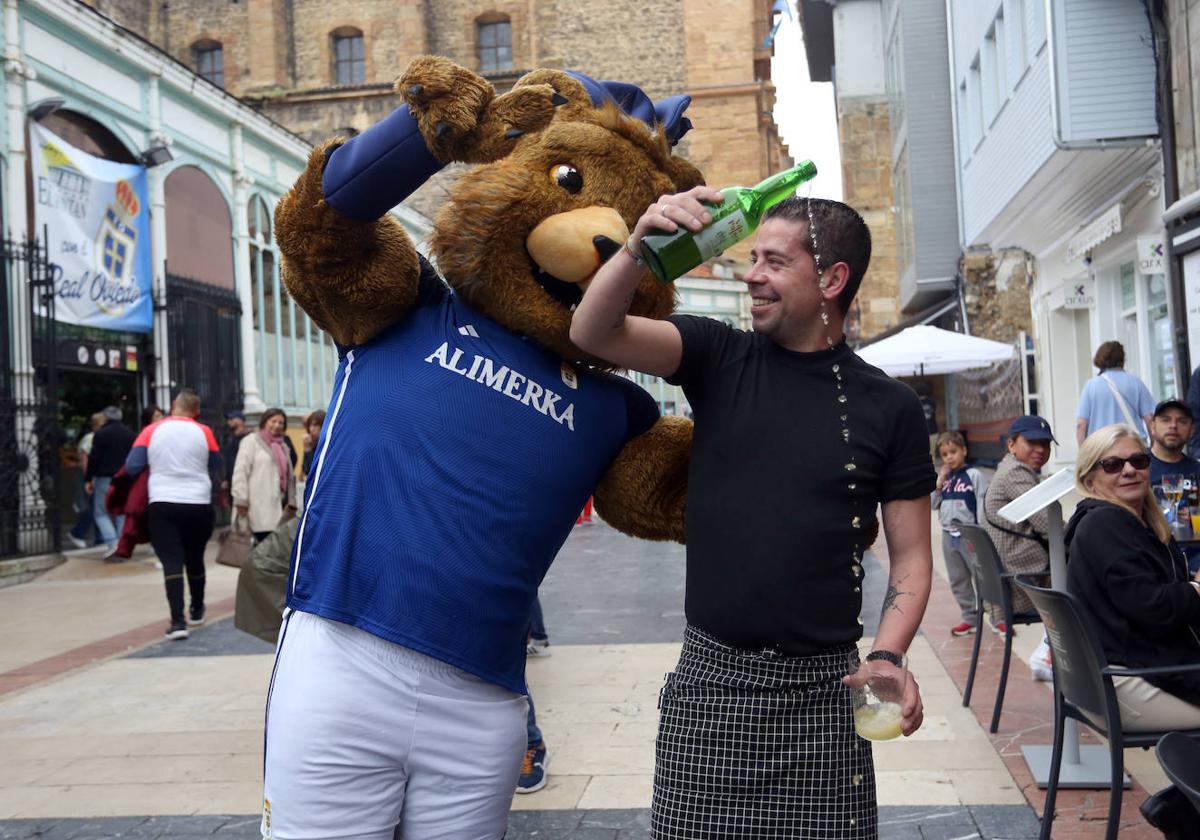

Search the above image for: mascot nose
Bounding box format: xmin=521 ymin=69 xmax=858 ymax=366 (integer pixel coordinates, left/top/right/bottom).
xmin=593 ymin=235 xmax=622 ymax=262
xmin=526 ymin=206 xmax=630 ymax=284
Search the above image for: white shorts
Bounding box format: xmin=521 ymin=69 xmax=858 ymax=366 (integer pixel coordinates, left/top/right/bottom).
xmin=262 ymin=610 xmax=528 ymax=840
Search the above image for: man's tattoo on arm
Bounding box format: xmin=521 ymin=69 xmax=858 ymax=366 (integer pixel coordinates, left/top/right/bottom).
xmin=881 ymin=574 xmax=911 ymax=615
xmin=610 ymin=291 xmax=634 ymax=329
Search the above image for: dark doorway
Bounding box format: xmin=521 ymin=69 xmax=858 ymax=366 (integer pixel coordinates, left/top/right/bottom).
xmin=57 ymin=368 xmax=140 ymax=538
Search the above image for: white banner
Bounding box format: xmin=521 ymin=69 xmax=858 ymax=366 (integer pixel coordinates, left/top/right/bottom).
xmin=31 ymin=123 xmax=153 ymax=332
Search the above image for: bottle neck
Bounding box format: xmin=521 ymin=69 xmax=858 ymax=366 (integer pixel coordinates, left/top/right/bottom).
xmin=753 ymin=161 xmax=817 ymax=211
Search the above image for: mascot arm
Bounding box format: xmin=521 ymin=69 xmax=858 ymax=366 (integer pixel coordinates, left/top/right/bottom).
xmin=594 ymin=416 xmax=691 ymax=544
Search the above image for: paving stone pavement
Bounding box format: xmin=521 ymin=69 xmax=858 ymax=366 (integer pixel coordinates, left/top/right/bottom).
xmin=0 ymin=519 xmax=1055 ymax=838
xmin=0 ymin=805 xmax=1041 ymax=839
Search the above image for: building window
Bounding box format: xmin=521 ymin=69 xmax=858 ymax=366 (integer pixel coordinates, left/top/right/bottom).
xmin=248 ymin=195 xmax=331 ymax=410
xmin=331 ymin=29 xmax=365 ymax=85
xmin=194 ymin=40 xmax=224 ymax=88
xmin=477 ymin=17 xmax=512 ymax=73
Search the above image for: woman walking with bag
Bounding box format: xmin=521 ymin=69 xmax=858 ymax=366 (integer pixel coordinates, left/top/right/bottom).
xmin=232 ymin=408 xmax=297 ymax=542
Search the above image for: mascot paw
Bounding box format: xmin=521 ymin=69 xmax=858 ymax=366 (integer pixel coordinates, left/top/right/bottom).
xmin=398 ymin=56 xmax=560 ymax=164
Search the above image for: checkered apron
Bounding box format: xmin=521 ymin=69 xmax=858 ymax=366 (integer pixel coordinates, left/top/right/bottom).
xmin=652 ymin=625 xmax=877 ymax=839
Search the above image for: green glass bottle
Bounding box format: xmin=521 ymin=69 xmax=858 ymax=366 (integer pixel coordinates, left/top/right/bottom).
xmin=639 ymin=160 xmax=818 ymax=283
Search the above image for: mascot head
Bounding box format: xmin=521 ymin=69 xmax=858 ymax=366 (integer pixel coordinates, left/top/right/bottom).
xmin=429 ymin=69 xmax=704 ymax=365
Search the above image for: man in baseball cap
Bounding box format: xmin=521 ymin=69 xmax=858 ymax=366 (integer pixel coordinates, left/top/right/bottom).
xmin=1148 ymin=398 xmax=1199 ymax=487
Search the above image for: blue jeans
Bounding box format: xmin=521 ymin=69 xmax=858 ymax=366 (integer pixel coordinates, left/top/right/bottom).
xmin=92 ymin=476 xmax=125 ymax=549
xmin=527 ymin=693 xmax=542 ymax=748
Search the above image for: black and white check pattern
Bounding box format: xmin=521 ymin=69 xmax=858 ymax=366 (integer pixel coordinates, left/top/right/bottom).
xmin=652 ymin=625 xmax=877 ymax=839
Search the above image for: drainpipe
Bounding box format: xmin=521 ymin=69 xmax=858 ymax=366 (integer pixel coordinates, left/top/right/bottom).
xmin=1145 ymin=1 xmax=1188 ymax=382
xmin=4 ymin=0 xmax=31 ymax=390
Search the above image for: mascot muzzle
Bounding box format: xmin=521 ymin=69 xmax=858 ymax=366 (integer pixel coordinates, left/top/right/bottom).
xmin=526 ymin=206 xmax=629 ymax=287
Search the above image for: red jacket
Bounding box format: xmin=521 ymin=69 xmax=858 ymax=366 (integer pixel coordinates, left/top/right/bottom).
xmin=105 ymin=466 xmax=150 ymax=557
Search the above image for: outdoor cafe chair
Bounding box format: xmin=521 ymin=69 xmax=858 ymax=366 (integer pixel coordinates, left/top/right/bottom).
xmin=1156 ymin=731 xmax=1200 ymax=818
xmin=1014 ymin=576 xmax=1200 ymax=840
xmin=957 ymin=524 xmax=1044 ymax=733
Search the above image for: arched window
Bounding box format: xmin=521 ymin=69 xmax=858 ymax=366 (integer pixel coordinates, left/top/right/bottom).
xmin=164 ymin=166 xmax=233 ymax=289
xmin=331 ymin=27 xmax=365 ymax=85
xmin=476 ymin=14 xmax=512 ymax=73
xmin=35 ymin=110 xmax=137 ymax=163
xmin=193 ymin=39 xmax=225 ymax=88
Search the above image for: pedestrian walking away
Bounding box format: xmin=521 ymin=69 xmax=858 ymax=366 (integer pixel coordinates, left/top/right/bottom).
xmin=67 ymin=412 xmax=105 ymax=549
xmin=1075 ymin=341 xmax=1155 ymax=444
xmin=572 ymin=194 xmax=935 ymax=839
xmin=85 ymin=405 xmax=136 ymax=556
xmin=123 ymin=389 xmax=220 ymax=640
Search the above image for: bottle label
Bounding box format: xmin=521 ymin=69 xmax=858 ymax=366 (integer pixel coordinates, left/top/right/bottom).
xmin=693 ymin=209 xmax=749 ymax=261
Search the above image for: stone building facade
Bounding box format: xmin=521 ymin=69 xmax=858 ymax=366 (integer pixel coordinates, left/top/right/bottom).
xmin=93 ymin=0 xmax=791 ymax=267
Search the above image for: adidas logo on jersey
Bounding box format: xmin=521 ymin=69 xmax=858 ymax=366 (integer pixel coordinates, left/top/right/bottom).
xmin=423 ymin=341 xmax=576 ymax=431
xmin=458 ymin=325 xmax=480 ymax=337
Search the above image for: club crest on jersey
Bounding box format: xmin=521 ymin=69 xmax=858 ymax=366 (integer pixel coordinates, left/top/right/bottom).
xmin=561 ymin=363 xmax=578 ymax=390
xmin=424 ymin=341 xmax=576 ymax=431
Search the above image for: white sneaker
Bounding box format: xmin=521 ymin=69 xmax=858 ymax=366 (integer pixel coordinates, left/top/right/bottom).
xmin=1031 ymin=663 xmax=1053 ymax=682
xmin=526 ymin=638 xmax=550 ymax=657
xmin=67 ymin=534 xmax=87 ymax=549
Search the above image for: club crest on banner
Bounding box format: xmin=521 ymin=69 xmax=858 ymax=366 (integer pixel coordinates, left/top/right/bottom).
xmin=31 ymin=123 xmax=153 ymax=332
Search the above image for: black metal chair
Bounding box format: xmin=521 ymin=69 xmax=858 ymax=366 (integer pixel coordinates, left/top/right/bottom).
xmin=1156 ymin=731 xmax=1200 ymax=817
xmin=1014 ymin=577 xmax=1200 ymax=840
xmin=956 ymin=524 xmax=1043 ymax=732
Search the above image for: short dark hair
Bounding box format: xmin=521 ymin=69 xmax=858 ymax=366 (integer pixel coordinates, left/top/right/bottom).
xmin=936 ymin=431 xmax=966 ymax=452
xmin=260 ymin=407 xmax=287 ymax=430
xmin=763 ymin=197 xmax=872 ymax=314
xmin=1093 ymin=341 xmax=1125 ymax=370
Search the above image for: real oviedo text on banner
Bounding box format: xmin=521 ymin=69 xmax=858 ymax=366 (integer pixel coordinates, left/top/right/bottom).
xmin=31 ymin=123 xmax=153 ymax=333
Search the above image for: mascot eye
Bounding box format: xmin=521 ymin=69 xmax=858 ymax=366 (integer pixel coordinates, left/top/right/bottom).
xmin=551 ymin=164 xmax=583 ymax=194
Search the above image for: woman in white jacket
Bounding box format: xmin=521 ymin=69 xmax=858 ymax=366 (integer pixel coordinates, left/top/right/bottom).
xmin=232 ymin=408 xmax=297 ymax=541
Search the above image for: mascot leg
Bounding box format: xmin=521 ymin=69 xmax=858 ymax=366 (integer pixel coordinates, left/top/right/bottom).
xmin=263 ymin=611 xmax=526 ymax=839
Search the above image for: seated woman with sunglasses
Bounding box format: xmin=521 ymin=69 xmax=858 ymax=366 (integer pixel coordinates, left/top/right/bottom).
xmin=1064 ymin=424 xmax=1200 ymax=731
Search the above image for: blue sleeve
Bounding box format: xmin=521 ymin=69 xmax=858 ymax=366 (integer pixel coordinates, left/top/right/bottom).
xmin=1136 ymin=379 xmax=1156 ymax=416
xmin=125 ymin=445 xmax=147 ymax=477
xmin=1076 ymin=379 xmax=1094 ymax=420
xmin=321 ymin=105 xmax=444 ymax=222
xmin=1188 ymin=367 xmax=1200 ymax=413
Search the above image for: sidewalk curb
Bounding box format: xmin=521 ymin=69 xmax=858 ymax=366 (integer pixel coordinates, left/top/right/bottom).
xmin=0 ymin=596 xmax=236 ymax=698
xmin=0 ymin=552 xmax=66 ymax=589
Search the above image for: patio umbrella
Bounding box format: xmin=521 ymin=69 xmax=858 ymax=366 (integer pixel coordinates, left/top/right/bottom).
xmin=857 ymin=324 xmax=1014 ymax=377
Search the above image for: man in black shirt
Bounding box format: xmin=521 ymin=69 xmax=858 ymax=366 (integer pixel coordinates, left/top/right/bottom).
xmin=85 ymin=406 xmax=136 ymax=554
xmin=572 ymin=193 xmax=934 ymax=839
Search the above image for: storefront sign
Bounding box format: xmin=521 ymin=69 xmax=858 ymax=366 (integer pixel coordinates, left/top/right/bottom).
xmin=1063 ymin=277 xmax=1095 ymax=309
xmin=1066 ymin=204 xmax=1122 ymax=263
xmin=59 ymin=340 xmax=140 ymax=371
xmin=1185 ymin=252 xmax=1200 ymax=366
xmin=31 ymin=124 xmax=152 ymax=333
xmin=1137 ymin=234 xmax=1165 ymax=274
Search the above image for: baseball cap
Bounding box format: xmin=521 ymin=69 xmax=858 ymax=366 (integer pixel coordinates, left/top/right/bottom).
xmin=224 ymin=409 xmax=245 ymax=420
xmin=1153 ymin=398 xmax=1194 ymax=420
xmin=1008 ymin=415 xmax=1057 ymax=443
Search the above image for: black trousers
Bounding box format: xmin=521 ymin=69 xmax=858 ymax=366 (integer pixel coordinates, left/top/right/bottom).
xmin=148 ymin=502 xmax=214 ymax=623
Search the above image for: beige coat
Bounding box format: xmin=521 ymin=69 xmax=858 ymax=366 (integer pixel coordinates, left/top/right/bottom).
xmin=232 ymin=433 xmax=297 ymax=533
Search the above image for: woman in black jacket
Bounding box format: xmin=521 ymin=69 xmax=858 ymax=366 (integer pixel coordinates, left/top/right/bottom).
xmin=1065 ymin=424 xmax=1200 ymax=732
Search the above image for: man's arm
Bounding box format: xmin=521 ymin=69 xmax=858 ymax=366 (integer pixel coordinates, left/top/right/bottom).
xmin=570 ymin=186 xmax=724 ymax=377
xmin=1076 ymin=417 xmax=1088 ymax=445
xmin=869 ymin=495 xmax=933 ymax=736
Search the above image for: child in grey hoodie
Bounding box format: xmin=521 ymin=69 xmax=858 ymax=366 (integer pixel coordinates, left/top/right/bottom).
xmin=932 ymin=432 xmax=989 ymax=636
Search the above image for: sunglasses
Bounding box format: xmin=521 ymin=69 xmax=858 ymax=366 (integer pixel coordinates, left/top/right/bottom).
xmin=1094 ymin=453 xmax=1151 ymax=474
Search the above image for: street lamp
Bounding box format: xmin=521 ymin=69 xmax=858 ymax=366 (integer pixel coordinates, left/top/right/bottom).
xmin=139 ymin=144 xmax=174 ymax=168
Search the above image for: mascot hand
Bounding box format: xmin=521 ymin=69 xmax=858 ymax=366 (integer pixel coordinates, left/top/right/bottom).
xmin=399 ymin=56 xmax=561 ymax=164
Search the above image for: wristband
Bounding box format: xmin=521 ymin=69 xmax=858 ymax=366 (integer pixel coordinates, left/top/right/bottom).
xmin=624 ymin=235 xmax=646 ymax=267
xmin=865 ymin=649 xmax=904 ymax=668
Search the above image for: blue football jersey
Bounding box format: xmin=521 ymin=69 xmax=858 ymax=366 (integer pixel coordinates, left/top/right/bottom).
xmin=288 ymin=268 xmax=658 ymax=693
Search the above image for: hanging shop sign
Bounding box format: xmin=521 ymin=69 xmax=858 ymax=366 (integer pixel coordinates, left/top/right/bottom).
xmin=1063 ymin=277 xmax=1095 ymax=309
xmin=1137 ymin=234 xmax=1165 ymax=275
xmin=1066 ymin=204 xmax=1122 ymax=263
xmin=58 ymin=339 xmax=140 ymax=372
xmin=31 ymin=123 xmax=152 ymax=333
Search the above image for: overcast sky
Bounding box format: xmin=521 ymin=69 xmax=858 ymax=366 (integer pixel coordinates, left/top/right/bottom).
xmin=771 ymin=6 xmax=843 ymax=201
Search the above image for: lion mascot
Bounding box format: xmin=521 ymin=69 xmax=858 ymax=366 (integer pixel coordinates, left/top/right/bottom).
xmin=256 ymin=57 xmax=699 ymax=837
